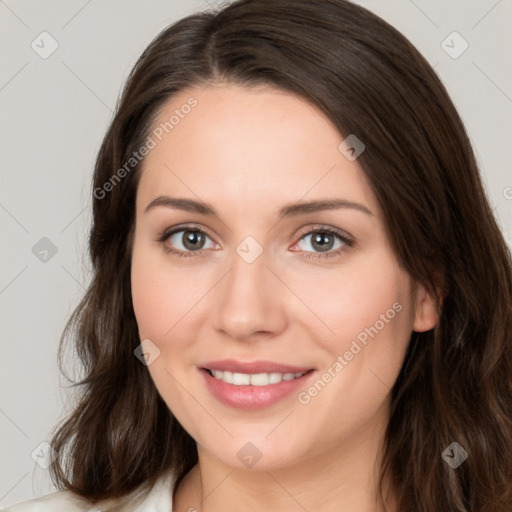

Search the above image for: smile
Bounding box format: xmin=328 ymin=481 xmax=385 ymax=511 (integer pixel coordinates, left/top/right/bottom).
xmin=199 ymin=360 xmax=316 ymax=410
xmin=205 ymin=369 xmax=307 ymax=386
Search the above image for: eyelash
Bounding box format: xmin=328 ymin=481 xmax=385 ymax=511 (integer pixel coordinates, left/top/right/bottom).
xmin=156 ymin=224 xmax=354 ymax=260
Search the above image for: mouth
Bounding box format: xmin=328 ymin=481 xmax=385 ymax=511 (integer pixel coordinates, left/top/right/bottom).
xmin=199 ymin=359 xmax=316 ymax=410
xmin=202 ymin=368 xmax=312 ymax=386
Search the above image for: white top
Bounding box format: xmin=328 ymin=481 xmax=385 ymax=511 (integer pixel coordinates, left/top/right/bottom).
xmin=1 ymin=470 xmax=175 ymax=512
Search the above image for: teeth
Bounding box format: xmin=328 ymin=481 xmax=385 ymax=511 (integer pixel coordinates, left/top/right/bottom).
xmin=232 ymin=373 xmax=250 ymax=385
xmin=208 ymin=370 xmax=306 ymax=386
xmin=268 ymin=372 xmax=283 ymax=384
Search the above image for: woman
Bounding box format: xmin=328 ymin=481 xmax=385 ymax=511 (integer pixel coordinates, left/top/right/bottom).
xmin=5 ymin=0 xmax=511 ymax=510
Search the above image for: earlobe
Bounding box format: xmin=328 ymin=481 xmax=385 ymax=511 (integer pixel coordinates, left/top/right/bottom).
xmin=412 ymin=283 xmax=440 ymax=333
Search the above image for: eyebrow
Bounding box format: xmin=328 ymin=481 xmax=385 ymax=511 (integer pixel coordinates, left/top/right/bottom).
xmin=144 ymin=196 xmax=373 ymax=218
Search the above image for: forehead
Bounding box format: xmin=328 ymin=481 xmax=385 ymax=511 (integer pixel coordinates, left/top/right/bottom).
xmin=136 ymin=83 xmax=378 ymax=217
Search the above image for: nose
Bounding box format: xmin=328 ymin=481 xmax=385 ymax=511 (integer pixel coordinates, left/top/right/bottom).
xmin=212 ymin=244 xmax=288 ymax=343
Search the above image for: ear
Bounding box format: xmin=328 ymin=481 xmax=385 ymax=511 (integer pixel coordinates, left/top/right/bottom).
xmin=412 ymin=282 xmax=440 ymax=333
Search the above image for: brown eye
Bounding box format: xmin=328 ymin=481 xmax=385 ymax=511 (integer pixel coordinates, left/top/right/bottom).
xmin=178 ymin=230 xmax=207 ymax=251
xmin=159 ymin=226 xmax=216 ymax=257
xmin=294 ymin=227 xmax=353 ymax=260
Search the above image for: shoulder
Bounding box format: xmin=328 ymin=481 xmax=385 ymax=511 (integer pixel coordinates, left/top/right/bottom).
xmin=2 ymin=470 xmax=176 ymax=512
xmin=1 ymin=490 xmax=98 ymax=511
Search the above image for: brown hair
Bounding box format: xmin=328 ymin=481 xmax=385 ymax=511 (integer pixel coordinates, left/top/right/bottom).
xmin=49 ymin=1 xmax=512 ymax=510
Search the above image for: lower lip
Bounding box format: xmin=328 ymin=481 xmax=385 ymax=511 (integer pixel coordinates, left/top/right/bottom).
xmin=200 ymin=368 xmax=315 ymax=410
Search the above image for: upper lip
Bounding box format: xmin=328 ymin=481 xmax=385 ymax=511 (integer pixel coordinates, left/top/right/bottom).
xmin=201 ymin=359 xmax=314 ymax=374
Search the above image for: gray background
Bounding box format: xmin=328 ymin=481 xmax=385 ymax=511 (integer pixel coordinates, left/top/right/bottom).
xmin=1 ymin=0 xmax=511 ymax=507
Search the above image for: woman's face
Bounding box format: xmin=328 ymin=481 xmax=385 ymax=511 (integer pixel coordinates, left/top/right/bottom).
xmin=131 ymin=83 xmax=437 ymax=471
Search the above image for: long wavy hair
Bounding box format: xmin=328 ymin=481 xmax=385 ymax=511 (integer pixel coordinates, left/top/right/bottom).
xmin=49 ymin=1 xmax=512 ymax=510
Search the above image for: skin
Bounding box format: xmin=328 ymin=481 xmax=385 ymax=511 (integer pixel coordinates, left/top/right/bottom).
xmin=130 ymin=82 xmax=439 ymax=512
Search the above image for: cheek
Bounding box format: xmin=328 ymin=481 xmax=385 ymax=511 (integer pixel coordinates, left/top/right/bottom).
xmin=301 ymin=255 xmax=412 ymax=350
xmin=131 ymin=245 xmax=202 ymax=428
xmin=131 ymin=242 xmax=214 ymax=361
xmin=131 ymin=254 xmax=164 ymax=340
xmin=130 ymin=240 xmax=179 ymax=350
xmin=299 ymin=253 xmax=414 ymax=407
xmin=131 ymin=241 xmax=188 ymax=339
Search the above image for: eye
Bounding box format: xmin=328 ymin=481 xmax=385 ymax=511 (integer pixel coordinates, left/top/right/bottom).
xmin=292 ymin=226 xmax=354 ymax=260
xmin=157 ymin=224 xmax=354 ymax=260
xmin=158 ymin=225 xmax=216 ymax=258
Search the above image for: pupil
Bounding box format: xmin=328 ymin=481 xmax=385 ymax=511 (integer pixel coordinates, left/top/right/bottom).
xmin=184 ymin=230 xmax=203 ymax=250
xmin=313 ymin=233 xmax=333 ymax=252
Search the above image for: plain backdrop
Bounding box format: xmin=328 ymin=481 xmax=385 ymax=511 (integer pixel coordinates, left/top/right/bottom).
xmin=1 ymin=0 xmax=511 ymax=507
